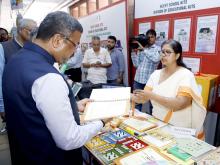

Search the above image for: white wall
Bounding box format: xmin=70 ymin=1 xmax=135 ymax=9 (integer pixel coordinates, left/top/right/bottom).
xmin=0 ymin=0 xmax=14 ymax=32
xmin=0 ymin=0 xmax=69 ymax=31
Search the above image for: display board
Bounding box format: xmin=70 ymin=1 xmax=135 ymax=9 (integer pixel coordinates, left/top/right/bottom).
xmin=133 ymin=0 xmax=220 ymax=112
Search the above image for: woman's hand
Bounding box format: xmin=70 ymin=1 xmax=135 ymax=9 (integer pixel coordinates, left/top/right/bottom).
xmin=131 ymin=89 xmax=151 ymax=104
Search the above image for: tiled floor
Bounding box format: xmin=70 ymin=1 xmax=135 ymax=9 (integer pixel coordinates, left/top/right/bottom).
xmin=0 ymin=118 xmax=11 ymax=165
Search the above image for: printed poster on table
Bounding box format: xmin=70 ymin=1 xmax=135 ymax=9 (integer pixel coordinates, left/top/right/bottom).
xmin=155 ymin=20 xmax=169 ymax=46
xmin=195 ymin=15 xmax=218 ymax=53
xmin=138 ymin=22 xmax=151 ymax=34
xmin=174 ymin=18 xmax=191 ymax=52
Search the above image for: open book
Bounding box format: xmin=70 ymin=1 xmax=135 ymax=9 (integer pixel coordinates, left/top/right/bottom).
xmin=82 ymin=87 xmax=131 ymax=121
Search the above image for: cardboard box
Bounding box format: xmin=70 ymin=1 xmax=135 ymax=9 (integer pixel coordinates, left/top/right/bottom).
xmin=195 ymin=74 xmax=219 ymax=110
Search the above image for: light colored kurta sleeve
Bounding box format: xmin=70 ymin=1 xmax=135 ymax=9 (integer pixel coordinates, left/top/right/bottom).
xmin=32 ymin=73 xmax=103 ymax=150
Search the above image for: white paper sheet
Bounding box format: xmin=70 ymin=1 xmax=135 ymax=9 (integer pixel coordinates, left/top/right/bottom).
xmin=83 ymin=87 xmax=131 ymax=121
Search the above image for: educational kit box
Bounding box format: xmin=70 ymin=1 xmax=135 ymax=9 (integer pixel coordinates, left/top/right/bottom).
xmin=195 ymin=74 xmax=219 ymax=110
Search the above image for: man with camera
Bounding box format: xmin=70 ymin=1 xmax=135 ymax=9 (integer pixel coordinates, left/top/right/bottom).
xmin=131 ymin=29 xmax=161 ymax=112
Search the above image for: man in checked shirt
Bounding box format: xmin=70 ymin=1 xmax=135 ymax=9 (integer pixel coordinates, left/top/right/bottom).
xmin=131 ymin=29 xmax=161 ymax=113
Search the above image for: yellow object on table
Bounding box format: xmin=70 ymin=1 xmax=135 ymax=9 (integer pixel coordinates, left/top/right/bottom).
xmin=195 ymin=74 xmax=219 ymax=109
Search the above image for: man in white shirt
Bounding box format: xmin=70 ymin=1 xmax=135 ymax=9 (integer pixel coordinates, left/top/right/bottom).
xmin=82 ymin=36 xmax=112 ymax=84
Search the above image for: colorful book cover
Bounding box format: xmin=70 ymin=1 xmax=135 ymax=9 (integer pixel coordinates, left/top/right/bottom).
xmin=98 ymin=144 xmax=131 ymax=164
xmin=167 ymin=146 xmax=192 ymax=161
xmin=161 ymin=149 xmax=194 ymax=165
xmin=117 ymin=136 xmax=138 ymax=146
xmin=101 ymin=129 xmax=131 ymax=143
xmin=125 ymin=139 xmax=148 ymax=151
xmin=85 ymin=136 xmax=107 ymax=150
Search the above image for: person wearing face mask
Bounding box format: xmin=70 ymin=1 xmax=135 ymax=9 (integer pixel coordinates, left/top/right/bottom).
xmin=132 ymin=39 xmax=206 ymax=139
xmin=2 ymin=11 xmax=110 ymax=165
xmin=106 ymin=35 xmax=125 ymax=85
xmin=0 ymin=18 xmax=37 ymax=134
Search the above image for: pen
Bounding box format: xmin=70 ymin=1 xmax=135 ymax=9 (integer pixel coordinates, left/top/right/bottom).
xmin=137 ymin=132 xmax=148 ymax=137
xmin=122 ymin=126 xmax=139 ymax=136
xmin=120 ymin=123 xmax=148 ymax=136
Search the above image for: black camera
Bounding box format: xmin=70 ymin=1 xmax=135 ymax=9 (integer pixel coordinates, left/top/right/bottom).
xmin=129 ymin=34 xmax=149 ymax=49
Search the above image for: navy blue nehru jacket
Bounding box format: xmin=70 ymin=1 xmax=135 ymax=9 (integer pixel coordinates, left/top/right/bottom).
xmin=2 ymin=42 xmax=82 ymax=165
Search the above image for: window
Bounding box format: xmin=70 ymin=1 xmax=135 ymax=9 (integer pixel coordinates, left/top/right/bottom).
xmin=88 ymin=0 xmax=96 ymax=13
xmin=72 ymin=7 xmax=79 ymax=18
xmin=79 ymin=2 xmax=87 ymax=17
xmin=98 ymin=0 xmax=108 ymax=9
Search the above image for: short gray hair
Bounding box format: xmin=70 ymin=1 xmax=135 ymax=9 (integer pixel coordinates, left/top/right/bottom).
xmin=17 ymin=18 xmax=36 ymax=32
xmin=92 ymin=36 xmax=100 ymax=41
xmin=36 ymin=11 xmax=83 ymax=40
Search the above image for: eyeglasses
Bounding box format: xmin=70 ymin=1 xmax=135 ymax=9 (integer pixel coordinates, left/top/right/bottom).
xmin=160 ymin=50 xmax=174 ymax=56
xmin=63 ymin=36 xmax=78 ymax=48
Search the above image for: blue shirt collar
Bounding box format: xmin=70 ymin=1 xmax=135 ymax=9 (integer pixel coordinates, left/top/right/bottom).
xmin=109 ymin=47 xmax=116 ymax=53
xmin=23 ymin=42 xmax=55 ymax=65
